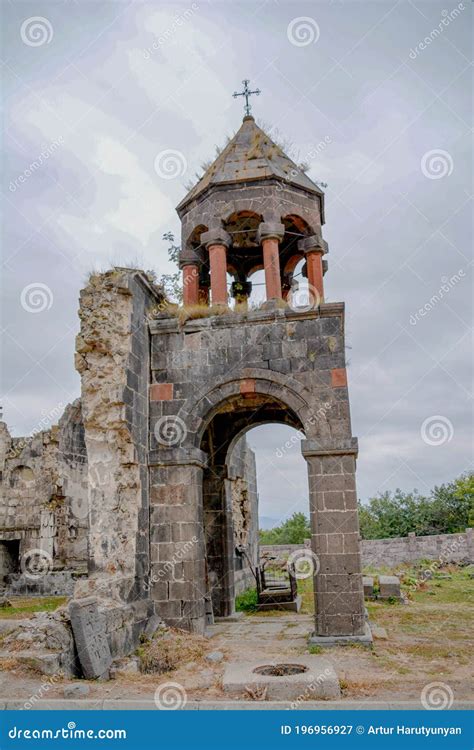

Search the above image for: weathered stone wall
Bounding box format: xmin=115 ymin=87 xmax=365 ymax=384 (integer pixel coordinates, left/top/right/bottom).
xmin=361 ymin=529 xmax=473 ymax=568
xmin=74 ymin=268 xmax=163 ymax=605
xmin=261 ymin=528 xmax=474 ymax=569
xmin=228 ymin=438 xmax=259 ymax=596
xmin=0 ymin=401 xmax=88 ymax=591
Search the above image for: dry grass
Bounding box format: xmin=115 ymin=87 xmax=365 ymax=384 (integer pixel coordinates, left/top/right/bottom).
xmin=138 ymin=627 xmax=208 ymax=674
xmin=0 ymin=658 xmax=24 ymax=672
xmin=174 ymin=304 xmax=230 ymax=324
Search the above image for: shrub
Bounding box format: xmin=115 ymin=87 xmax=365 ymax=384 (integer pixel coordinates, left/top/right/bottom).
xmin=235 ymin=588 xmax=258 ymax=612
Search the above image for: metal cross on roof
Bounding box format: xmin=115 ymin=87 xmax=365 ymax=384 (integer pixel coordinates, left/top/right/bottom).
xmin=233 ymin=79 xmax=261 ymax=117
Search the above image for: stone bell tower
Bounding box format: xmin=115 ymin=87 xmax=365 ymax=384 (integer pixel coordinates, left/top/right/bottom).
xmin=176 ymin=114 xmax=328 ymax=308
xmin=147 ymin=111 xmax=370 ymax=645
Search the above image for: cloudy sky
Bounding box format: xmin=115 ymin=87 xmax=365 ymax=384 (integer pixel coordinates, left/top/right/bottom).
xmin=1 ymin=0 xmax=472 ymax=523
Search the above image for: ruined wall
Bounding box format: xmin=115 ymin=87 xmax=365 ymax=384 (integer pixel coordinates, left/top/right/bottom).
xmin=229 ymin=438 xmax=259 ymax=595
xmin=0 ymin=401 xmax=88 ymax=594
xmin=361 ymin=529 xmax=474 ymax=568
xmin=74 ymin=268 xmax=163 ymax=605
xmin=261 ymin=529 xmax=474 ymax=569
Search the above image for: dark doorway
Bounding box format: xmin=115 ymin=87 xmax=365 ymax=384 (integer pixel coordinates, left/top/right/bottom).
xmin=0 ymin=539 xmax=20 ymax=580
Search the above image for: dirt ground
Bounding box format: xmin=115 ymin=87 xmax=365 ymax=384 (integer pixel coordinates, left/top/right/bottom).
xmin=1 ymin=564 xmax=473 ymax=706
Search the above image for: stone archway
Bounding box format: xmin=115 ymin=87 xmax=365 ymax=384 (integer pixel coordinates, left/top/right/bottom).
xmin=199 ymin=388 xmax=306 ymax=619
xmin=149 ymin=368 xmax=366 ymax=641
xmin=148 ymin=299 xmax=369 ymax=642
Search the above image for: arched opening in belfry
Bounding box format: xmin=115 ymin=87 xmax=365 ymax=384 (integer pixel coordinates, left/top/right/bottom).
xmin=199 ymin=393 xmax=312 ymax=620
xmin=181 ymin=208 xmax=325 ymax=309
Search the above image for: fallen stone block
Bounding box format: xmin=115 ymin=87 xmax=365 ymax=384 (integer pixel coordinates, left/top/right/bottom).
xmin=205 ymin=651 xmax=224 ymax=663
xmin=69 ymin=598 xmax=112 ymax=679
xmin=378 ymin=575 xmax=401 ymax=600
xmin=371 ymin=625 xmax=388 ymax=640
xmin=362 ymin=576 xmax=374 ymax=598
xmin=0 ymin=649 xmax=62 ymax=675
xmin=109 ymin=656 xmax=140 ymax=679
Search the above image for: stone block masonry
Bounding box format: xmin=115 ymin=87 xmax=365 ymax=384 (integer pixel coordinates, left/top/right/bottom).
xmin=261 ymin=528 xmax=474 ymax=569
xmin=378 ymin=575 xmax=401 ymax=600
xmin=74 ymin=269 xmax=162 ymax=604
xmin=0 ymin=400 xmax=89 ymax=590
xmin=72 ymin=269 xmax=165 ymax=658
xmin=0 ymin=270 xmax=370 ymax=668
xmin=149 ymin=301 xmax=367 ymax=639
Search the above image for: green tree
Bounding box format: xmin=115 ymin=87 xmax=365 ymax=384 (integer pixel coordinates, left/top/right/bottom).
xmin=358 ymin=472 xmax=474 ymax=539
xmin=158 ymin=232 xmax=182 ymax=302
xmin=260 ymin=512 xmax=311 ymax=545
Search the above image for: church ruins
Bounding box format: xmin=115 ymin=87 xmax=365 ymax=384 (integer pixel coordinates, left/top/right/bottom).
xmin=0 ymin=110 xmax=371 ymax=677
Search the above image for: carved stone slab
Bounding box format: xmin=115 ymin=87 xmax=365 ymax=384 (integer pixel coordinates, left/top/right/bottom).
xmin=69 ymin=597 xmax=112 ymax=679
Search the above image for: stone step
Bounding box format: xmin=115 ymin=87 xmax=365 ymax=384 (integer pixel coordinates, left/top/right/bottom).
xmin=0 ymin=649 xmax=62 ymax=675
xmin=0 ymin=619 xmax=24 ymax=634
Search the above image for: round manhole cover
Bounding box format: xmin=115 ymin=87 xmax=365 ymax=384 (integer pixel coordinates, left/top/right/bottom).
xmin=253 ymin=663 xmax=308 ymax=676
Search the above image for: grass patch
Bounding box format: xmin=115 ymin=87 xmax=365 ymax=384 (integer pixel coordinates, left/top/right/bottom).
xmin=235 ymin=588 xmax=258 ymax=612
xmin=0 ymin=596 xmax=67 ymax=619
xmin=297 ymin=577 xmax=314 ymax=614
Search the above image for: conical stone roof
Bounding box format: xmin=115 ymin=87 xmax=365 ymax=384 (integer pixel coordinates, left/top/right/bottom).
xmin=177 ymin=116 xmax=323 ymax=212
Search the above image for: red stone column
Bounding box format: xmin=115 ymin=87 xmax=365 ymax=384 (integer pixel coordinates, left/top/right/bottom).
xmin=208 ymin=245 xmax=228 ymax=305
xmin=182 ymin=264 xmax=200 ymax=306
xmin=202 ymin=230 xmax=231 ymax=307
xmin=298 ymin=233 xmax=329 ymax=304
xmin=306 ymin=251 xmax=324 ymax=302
xmin=258 ymin=222 xmax=285 ymax=301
